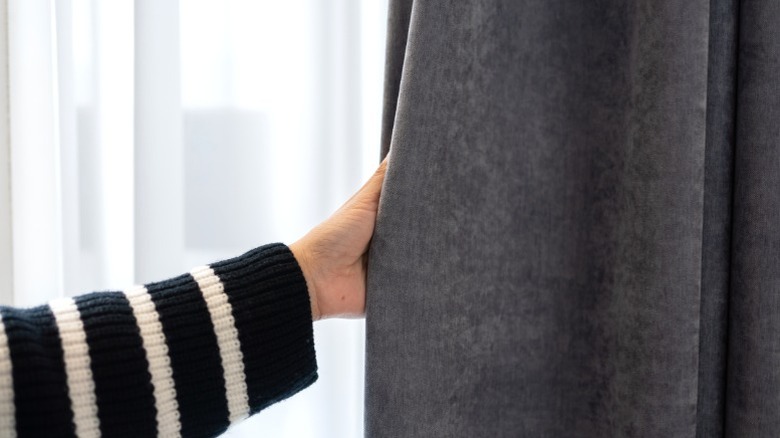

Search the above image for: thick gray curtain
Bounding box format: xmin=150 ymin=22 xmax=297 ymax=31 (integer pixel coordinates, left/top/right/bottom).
xmin=365 ymin=1 xmax=780 ymax=436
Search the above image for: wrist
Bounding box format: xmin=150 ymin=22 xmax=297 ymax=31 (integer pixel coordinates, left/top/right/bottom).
xmin=289 ymin=240 xmax=321 ymax=321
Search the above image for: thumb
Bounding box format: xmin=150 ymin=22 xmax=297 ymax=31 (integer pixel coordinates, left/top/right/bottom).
xmin=351 ymin=157 xmax=388 ymax=209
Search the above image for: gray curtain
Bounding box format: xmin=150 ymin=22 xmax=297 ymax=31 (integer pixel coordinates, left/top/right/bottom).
xmin=365 ymin=1 xmax=780 ymax=436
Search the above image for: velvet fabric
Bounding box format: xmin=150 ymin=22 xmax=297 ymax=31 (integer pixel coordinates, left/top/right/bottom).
xmin=365 ymin=1 xmax=780 ymax=436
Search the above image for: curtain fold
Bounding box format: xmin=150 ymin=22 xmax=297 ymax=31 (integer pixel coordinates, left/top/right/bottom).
xmin=726 ymin=2 xmax=780 ymax=435
xmin=366 ymin=1 xmax=780 ymax=436
xmin=697 ymin=1 xmax=738 ymax=436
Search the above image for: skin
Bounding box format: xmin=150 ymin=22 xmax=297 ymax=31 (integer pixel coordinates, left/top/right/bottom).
xmin=290 ymin=158 xmax=388 ymax=320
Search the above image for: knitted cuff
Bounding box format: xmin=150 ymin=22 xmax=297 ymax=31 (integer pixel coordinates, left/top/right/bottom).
xmin=209 ymin=243 xmax=319 ymax=414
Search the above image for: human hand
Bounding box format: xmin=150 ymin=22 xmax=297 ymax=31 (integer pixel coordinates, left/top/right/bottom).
xmin=289 ymin=159 xmax=388 ymax=320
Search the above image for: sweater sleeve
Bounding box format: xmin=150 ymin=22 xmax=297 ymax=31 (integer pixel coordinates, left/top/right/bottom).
xmin=0 ymin=243 xmax=318 ymax=438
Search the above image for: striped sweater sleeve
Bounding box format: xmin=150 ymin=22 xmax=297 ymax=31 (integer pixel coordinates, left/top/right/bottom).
xmin=0 ymin=243 xmax=318 ymax=438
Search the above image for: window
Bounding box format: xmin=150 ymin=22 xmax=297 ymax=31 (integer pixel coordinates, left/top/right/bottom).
xmin=0 ymin=1 xmax=387 ymax=436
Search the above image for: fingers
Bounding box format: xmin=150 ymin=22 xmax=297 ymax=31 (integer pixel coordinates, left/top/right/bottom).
xmin=341 ymin=157 xmax=389 ymax=210
xmin=356 ymin=157 xmax=388 ymax=205
xmin=365 ymin=158 xmax=388 ymax=200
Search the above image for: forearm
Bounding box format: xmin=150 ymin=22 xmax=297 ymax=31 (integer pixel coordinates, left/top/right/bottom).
xmin=0 ymin=243 xmax=317 ymax=438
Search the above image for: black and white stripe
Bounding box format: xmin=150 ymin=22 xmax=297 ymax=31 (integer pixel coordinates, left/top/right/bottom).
xmin=74 ymin=291 xmax=158 ymax=437
xmin=190 ymin=266 xmax=249 ymax=423
xmin=1 ymin=304 xmax=74 ymax=436
xmin=0 ymin=243 xmax=318 ymax=437
xmin=0 ymin=316 xmax=15 ymax=438
xmin=49 ymin=297 xmax=100 ymax=437
xmin=146 ymin=273 xmax=230 ymax=438
xmin=125 ymin=285 xmax=181 ymax=437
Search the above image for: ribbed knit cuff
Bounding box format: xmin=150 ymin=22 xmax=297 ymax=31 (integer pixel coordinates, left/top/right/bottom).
xmin=209 ymin=243 xmax=319 ymax=414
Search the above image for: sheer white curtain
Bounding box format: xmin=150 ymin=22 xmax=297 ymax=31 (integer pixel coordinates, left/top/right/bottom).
xmin=0 ymin=0 xmax=387 ymax=436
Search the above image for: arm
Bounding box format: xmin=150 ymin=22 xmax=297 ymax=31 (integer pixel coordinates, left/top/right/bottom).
xmin=0 ymin=159 xmax=387 ymax=437
xmin=0 ymin=244 xmax=314 ymax=438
